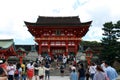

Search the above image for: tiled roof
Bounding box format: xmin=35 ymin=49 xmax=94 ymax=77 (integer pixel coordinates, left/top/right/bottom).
xmin=16 ymin=47 xmax=26 ymax=52
xmin=24 ymin=16 xmax=92 ymax=26
xmin=36 ymin=16 xmax=81 ymax=24
xmin=0 ymin=39 xmax=14 ymax=49
xmin=15 ymin=45 xmax=38 ymax=52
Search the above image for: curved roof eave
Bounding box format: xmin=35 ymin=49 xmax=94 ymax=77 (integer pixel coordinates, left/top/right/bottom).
xmin=24 ymin=21 xmax=92 ymax=27
xmin=0 ymin=39 xmax=14 ymax=49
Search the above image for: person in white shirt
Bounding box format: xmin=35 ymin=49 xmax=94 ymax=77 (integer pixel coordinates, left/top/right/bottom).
xmin=7 ymin=62 xmax=16 ymax=80
xmin=27 ymin=61 xmax=34 ymax=80
xmin=63 ymin=55 xmax=67 ymax=68
xmin=101 ymin=61 xmax=106 ymax=71
xmin=89 ymin=63 xmax=96 ymax=80
xmin=35 ymin=63 xmax=46 ymax=80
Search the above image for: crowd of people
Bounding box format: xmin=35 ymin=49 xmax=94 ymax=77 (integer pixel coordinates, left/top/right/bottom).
xmin=0 ymin=57 xmax=53 ymax=80
xmin=69 ymin=61 xmax=118 ymax=80
xmin=0 ymin=54 xmax=119 ymax=80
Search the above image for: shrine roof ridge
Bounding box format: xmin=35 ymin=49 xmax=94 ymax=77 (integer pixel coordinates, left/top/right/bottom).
xmin=36 ymin=16 xmax=81 ymax=23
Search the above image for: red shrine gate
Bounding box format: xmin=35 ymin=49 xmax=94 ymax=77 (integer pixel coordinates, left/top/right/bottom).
xmin=0 ymin=39 xmax=16 ymax=59
xmin=25 ymin=16 xmax=92 ymax=57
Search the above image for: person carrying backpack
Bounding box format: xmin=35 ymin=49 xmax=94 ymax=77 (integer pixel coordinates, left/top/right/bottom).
xmin=14 ymin=63 xmax=22 ymax=80
xmin=14 ymin=69 xmax=19 ymax=78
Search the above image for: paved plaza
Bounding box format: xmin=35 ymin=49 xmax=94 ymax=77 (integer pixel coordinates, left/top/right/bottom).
xmin=32 ymin=75 xmax=120 ymax=80
xmin=32 ymin=76 xmax=69 ymax=80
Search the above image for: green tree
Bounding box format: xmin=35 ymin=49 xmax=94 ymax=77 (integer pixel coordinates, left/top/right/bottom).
xmin=80 ymin=41 xmax=101 ymax=46
xmin=99 ymin=21 xmax=120 ymax=64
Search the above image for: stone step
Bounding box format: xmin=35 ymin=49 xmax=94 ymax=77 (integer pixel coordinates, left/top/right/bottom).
xmin=50 ymin=62 xmax=70 ymax=76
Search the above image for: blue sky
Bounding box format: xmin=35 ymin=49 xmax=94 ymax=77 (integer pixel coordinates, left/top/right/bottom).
xmin=0 ymin=0 xmax=120 ymax=44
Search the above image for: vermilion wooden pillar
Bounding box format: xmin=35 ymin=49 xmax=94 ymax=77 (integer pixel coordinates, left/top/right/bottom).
xmin=86 ymin=56 xmax=91 ymax=65
xmin=66 ymin=41 xmax=68 ymax=56
xmin=17 ymin=52 xmax=25 ymax=64
xmin=75 ymin=44 xmax=78 ymax=55
xmin=85 ymin=49 xmax=93 ymax=65
xmin=39 ymin=44 xmax=41 ymax=54
xmin=48 ymin=43 xmax=51 ymax=56
xmin=19 ymin=56 xmax=23 ymax=64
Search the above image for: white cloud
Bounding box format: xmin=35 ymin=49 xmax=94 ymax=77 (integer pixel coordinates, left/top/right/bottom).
xmin=77 ymin=0 xmax=120 ymax=42
xmin=83 ymin=26 xmax=104 ymax=42
xmin=0 ymin=0 xmax=120 ymax=44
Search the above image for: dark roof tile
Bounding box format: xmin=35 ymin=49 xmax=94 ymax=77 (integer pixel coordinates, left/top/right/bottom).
xmin=36 ymin=16 xmax=81 ymax=24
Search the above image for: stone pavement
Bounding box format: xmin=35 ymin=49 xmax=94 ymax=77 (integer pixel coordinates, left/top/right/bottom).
xmin=32 ymin=76 xmax=69 ymax=80
xmin=117 ymin=76 xmax=120 ymax=80
xmin=32 ymin=75 xmax=120 ymax=80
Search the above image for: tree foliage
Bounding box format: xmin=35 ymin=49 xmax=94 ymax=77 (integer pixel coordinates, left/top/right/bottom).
xmin=99 ymin=21 xmax=120 ymax=64
xmin=81 ymin=40 xmax=101 ymax=46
